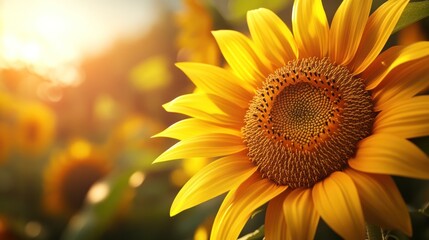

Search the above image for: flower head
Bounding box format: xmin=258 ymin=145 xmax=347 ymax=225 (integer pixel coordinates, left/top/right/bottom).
xmin=0 ymin=124 xmax=12 ymax=163
xmin=156 ymin=0 xmax=429 ymax=239
xmin=176 ymin=0 xmax=220 ymax=65
xmin=15 ymin=101 xmax=55 ymax=156
xmin=43 ymin=140 xmax=112 ymax=215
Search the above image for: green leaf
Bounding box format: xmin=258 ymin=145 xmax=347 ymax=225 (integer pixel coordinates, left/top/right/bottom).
xmin=393 ymin=0 xmax=429 ymax=34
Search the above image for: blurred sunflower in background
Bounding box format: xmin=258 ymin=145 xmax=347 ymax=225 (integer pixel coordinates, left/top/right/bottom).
xmin=0 ymin=124 xmax=11 ymax=164
xmin=169 ymin=157 xmax=210 ymax=187
xmin=176 ymin=0 xmax=220 ymax=65
xmin=0 ymin=92 xmax=15 ymax=119
xmin=193 ymin=215 xmax=214 ymax=240
xmin=108 ymin=115 xmax=164 ymax=153
xmin=0 ymin=93 xmax=17 ymax=163
xmin=43 ymin=139 xmax=112 ymax=216
xmin=15 ymin=101 xmax=55 ymax=157
xmin=156 ymin=0 xmax=429 ymax=239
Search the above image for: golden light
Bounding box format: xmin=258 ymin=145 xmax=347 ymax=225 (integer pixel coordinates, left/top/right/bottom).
xmin=24 ymin=221 xmax=42 ymax=238
xmin=0 ymin=0 xmax=160 ymax=88
xmin=1 ymin=2 xmax=84 ymax=86
xmin=129 ymin=171 xmax=145 ymax=188
xmin=87 ymin=182 xmax=110 ymax=204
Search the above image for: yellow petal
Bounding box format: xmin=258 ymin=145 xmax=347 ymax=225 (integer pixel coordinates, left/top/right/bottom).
xmin=163 ymin=93 xmax=220 ymax=114
xmin=176 ymin=62 xmax=253 ymax=106
xmin=350 ymin=0 xmax=409 ymax=74
xmin=154 ymin=133 xmax=245 ymax=163
xmin=265 ymin=192 xmax=290 ymax=240
xmin=374 ymin=96 xmax=429 ymax=139
xmin=284 ymin=188 xmax=319 ymax=240
xmin=372 ymin=56 xmax=429 ymax=111
xmin=362 ymin=41 xmax=429 ymax=89
xmin=170 ymin=152 xmax=256 ymax=216
xmin=349 ymin=134 xmax=429 ymax=179
xmin=153 ymin=118 xmax=241 ymax=140
xmin=329 ymin=0 xmax=371 ymax=65
xmin=211 ymin=174 xmax=287 ymax=240
xmin=163 ymin=93 xmax=241 ymax=126
xmin=207 ymin=94 xmax=245 ymax=123
xmin=292 ymin=0 xmax=329 ymax=58
xmin=212 ymin=30 xmax=269 ymax=88
xmin=312 ymin=171 xmax=365 ymax=240
xmin=346 ymin=169 xmax=412 ymax=236
xmin=247 ymin=8 xmax=298 ymax=68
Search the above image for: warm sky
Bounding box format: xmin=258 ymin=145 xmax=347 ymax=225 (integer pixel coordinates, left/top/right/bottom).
xmin=0 ymin=0 xmax=165 ymax=85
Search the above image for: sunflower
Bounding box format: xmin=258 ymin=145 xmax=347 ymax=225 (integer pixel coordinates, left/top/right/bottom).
xmin=155 ymin=0 xmax=429 ymax=239
xmin=43 ymin=140 xmax=112 ymax=216
xmin=0 ymin=92 xmax=16 ymax=120
xmin=15 ymin=101 xmax=55 ymax=156
xmin=0 ymin=124 xmax=12 ymax=163
xmin=0 ymin=93 xmax=16 ymax=162
xmin=176 ymin=0 xmax=220 ymax=65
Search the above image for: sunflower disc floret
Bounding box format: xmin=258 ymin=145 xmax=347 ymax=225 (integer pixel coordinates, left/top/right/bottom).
xmin=243 ymin=57 xmax=375 ymax=187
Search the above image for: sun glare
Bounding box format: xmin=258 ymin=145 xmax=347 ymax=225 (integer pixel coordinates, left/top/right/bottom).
xmin=0 ymin=0 xmax=158 ymax=88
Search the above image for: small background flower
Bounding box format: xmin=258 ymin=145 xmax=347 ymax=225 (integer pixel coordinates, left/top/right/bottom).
xmin=43 ymin=139 xmax=113 ymax=216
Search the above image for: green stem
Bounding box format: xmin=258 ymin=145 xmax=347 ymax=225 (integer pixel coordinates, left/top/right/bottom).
xmin=366 ymin=223 xmax=383 ymax=240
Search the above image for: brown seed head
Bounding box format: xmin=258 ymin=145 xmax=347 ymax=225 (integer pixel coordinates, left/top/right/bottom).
xmin=242 ymin=58 xmax=375 ymax=188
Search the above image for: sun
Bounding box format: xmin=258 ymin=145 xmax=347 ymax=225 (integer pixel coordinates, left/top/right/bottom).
xmin=1 ymin=2 xmax=84 ymax=86
xmin=0 ymin=0 xmax=159 ymax=87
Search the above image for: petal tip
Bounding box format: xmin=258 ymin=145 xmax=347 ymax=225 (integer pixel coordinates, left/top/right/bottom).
xmin=161 ymin=102 xmax=173 ymax=111
xmin=170 ymin=206 xmax=180 ymax=217
xmin=152 ymin=152 xmax=174 ymax=163
xmin=247 ymin=7 xmax=269 ymax=15
xmin=174 ymin=62 xmax=185 ymax=69
xmin=211 ymin=30 xmax=220 ymax=36
xmin=150 ymin=132 xmax=161 ymax=139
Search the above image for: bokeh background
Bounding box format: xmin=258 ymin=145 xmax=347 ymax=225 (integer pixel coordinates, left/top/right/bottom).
xmin=0 ymin=0 xmax=428 ymax=239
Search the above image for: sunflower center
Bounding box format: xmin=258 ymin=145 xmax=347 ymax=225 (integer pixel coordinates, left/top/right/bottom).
xmin=242 ymin=57 xmax=375 ymax=188
xmin=271 ymin=82 xmax=334 ymax=146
